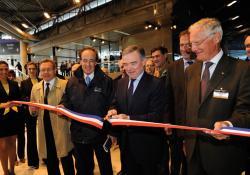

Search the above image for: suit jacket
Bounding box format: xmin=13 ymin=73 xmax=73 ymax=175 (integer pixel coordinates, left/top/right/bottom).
xmin=185 ymin=55 xmax=250 ymax=172
xmin=168 ymin=59 xmax=185 ymax=125
xmin=30 ymin=77 xmax=73 ymax=158
xmin=112 ymin=72 xmax=167 ymax=165
xmin=20 ymin=77 xmax=41 ymax=114
xmin=0 ymin=80 xmax=21 ymax=116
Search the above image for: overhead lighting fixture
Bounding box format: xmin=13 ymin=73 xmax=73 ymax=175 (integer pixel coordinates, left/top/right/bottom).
xmin=74 ymin=0 xmax=80 ymax=3
xmin=145 ymin=26 xmax=148 ymax=29
xmin=101 ymin=40 xmax=105 ymax=44
xmin=148 ymin=24 xmax=152 ymax=28
xmin=231 ymin=15 xmax=239 ymax=20
xmin=154 ymin=26 xmax=158 ymax=30
xmin=44 ymin=12 xmax=51 ymax=19
xmin=235 ymin=24 xmax=243 ymax=28
xmin=227 ymin=1 xmax=237 ymax=7
xmin=21 ymin=23 xmax=29 ymax=29
xmin=93 ymin=38 xmax=96 ymax=42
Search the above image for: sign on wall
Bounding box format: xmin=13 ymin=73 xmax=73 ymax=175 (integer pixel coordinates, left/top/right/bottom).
xmin=0 ymin=39 xmax=20 ymax=55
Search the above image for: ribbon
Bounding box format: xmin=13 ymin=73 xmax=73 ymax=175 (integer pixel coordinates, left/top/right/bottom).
xmin=10 ymin=101 xmax=250 ymax=137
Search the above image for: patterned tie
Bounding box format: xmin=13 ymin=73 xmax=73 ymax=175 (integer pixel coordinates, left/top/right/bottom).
xmin=127 ymin=79 xmax=135 ymax=108
xmin=201 ymin=62 xmax=213 ymax=101
xmin=85 ymin=76 xmax=91 ymax=86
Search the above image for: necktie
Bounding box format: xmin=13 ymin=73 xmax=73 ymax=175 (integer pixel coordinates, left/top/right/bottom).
xmin=43 ymin=82 xmax=60 ymax=174
xmin=127 ymin=79 xmax=135 ymax=108
xmin=44 ymin=83 xmax=50 ymax=104
xmin=201 ymin=62 xmax=213 ymax=101
xmin=187 ymin=61 xmax=193 ymax=65
xmin=85 ymin=76 xmax=91 ymax=86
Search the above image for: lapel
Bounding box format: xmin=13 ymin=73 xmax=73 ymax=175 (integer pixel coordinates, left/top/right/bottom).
xmin=122 ymin=77 xmax=129 ymax=112
xmin=37 ymin=80 xmax=45 ymax=103
xmin=129 ymin=72 xmax=147 ymax=112
xmin=191 ymin=62 xmax=203 ymax=105
xmin=0 ymin=81 xmax=8 ymax=97
xmin=200 ymin=55 xmax=230 ymax=105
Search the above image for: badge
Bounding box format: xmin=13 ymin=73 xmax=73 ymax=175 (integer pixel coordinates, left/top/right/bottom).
xmin=213 ymin=88 xmax=229 ymax=99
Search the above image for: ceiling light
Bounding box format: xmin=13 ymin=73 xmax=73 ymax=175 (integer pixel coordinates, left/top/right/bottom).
xmin=154 ymin=26 xmax=158 ymax=30
xmin=44 ymin=12 xmax=51 ymax=19
xmin=148 ymin=24 xmax=152 ymax=28
xmin=92 ymin=38 xmax=96 ymax=42
xmin=101 ymin=40 xmax=105 ymax=44
xmin=113 ymin=30 xmax=130 ymax=36
xmin=74 ymin=0 xmax=80 ymax=3
xmin=21 ymin=23 xmax=29 ymax=29
xmin=231 ymin=16 xmax=239 ymax=20
xmin=145 ymin=26 xmax=148 ymax=29
xmin=235 ymin=24 xmax=243 ymax=28
xmin=227 ymin=1 xmax=237 ymax=7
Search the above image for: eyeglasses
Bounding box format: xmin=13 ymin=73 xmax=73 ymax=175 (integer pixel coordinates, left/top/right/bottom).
xmin=40 ymin=68 xmax=54 ymax=73
xmin=190 ymin=34 xmax=214 ymax=47
xmin=180 ymin=43 xmax=191 ymax=48
xmin=81 ymin=58 xmax=96 ymax=64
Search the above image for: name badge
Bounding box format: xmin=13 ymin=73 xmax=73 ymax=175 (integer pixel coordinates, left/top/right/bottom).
xmin=94 ymin=87 xmax=102 ymax=93
xmin=213 ymin=89 xmax=229 ymax=99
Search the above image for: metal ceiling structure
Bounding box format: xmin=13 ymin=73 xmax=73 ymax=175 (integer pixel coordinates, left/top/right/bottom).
xmin=172 ymin=0 xmax=250 ymax=51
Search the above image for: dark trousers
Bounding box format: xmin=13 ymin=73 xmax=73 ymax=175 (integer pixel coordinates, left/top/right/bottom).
xmin=169 ymin=134 xmax=187 ymax=175
xmin=73 ymin=140 xmax=113 ymax=175
xmin=158 ymin=136 xmax=170 ymax=175
xmin=44 ymin=110 xmax=75 ymax=175
xmin=26 ymin=115 xmax=39 ymax=167
xmin=17 ymin=115 xmax=25 ymax=160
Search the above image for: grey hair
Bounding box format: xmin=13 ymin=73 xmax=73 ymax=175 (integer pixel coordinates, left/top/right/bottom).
xmin=189 ymin=18 xmax=223 ymax=41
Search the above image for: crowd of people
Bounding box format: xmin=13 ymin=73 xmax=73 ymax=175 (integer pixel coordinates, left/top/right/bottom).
xmin=0 ymin=17 xmax=250 ymax=175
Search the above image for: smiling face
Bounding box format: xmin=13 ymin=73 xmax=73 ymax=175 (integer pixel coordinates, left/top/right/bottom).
xmin=244 ymin=36 xmax=250 ymax=57
xmin=122 ymin=50 xmax=145 ymax=80
xmin=0 ymin=63 xmax=9 ymax=81
xmin=39 ymin=61 xmax=56 ymax=82
xmin=80 ymin=49 xmax=97 ymax=75
xmin=179 ymin=33 xmax=192 ymax=60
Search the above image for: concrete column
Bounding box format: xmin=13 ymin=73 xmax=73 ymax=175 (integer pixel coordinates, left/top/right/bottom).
xmin=20 ymin=41 xmax=28 ymax=74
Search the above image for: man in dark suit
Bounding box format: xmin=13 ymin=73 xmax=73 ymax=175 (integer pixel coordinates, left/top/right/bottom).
xmin=168 ymin=30 xmax=195 ymax=175
xmin=20 ymin=62 xmax=40 ymax=169
xmin=107 ymin=45 xmax=168 ymax=175
xmin=185 ymin=18 xmax=250 ymax=175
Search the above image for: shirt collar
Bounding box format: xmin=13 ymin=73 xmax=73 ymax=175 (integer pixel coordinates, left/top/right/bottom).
xmin=84 ymin=72 xmax=94 ymax=81
xmin=130 ymin=71 xmax=144 ymax=82
xmin=203 ymin=49 xmax=223 ymax=66
xmin=44 ymin=77 xmax=55 ymax=90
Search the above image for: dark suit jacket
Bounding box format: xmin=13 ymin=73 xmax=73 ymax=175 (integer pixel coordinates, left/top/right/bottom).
xmin=185 ymin=55 xmax=250 ymax=173
xmin=20 ymin=77 xmax=41 ymax=101
xmin=112 ymin=72 xmax=167 ymax=168
xmin=168 ymin=59 xmax=185 ymax=125
xmin=0 ymin=80 xmax=21 ymax=115
xmin=20 ymin=77 xmax=41 ymax=115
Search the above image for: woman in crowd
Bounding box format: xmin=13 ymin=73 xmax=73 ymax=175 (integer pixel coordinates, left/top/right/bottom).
xmin=0 ymin=61 xmax=21 ymax=175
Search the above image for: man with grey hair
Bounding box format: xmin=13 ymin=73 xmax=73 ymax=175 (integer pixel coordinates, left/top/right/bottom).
xmin=185 ymin=18 xmax=250 ymax=175
xmin=107 ymin=45 xmax=168 ymax=175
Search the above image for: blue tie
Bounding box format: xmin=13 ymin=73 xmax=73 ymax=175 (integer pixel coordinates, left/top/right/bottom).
xmin=85 ymin=76 xmax=91 ymax=86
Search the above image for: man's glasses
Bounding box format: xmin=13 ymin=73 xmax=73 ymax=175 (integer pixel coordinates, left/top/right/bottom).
xmin=190 ymin=33 xmax=214 ymax=47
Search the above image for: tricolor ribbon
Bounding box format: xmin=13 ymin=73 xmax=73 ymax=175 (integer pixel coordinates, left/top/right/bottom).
xmin=10 ymin=101 xmax=250 ymax=137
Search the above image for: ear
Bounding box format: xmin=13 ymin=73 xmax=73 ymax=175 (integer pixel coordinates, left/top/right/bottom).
xmin=213 ymin=32 xmax=221 ymax=44
xmin=142 ymin=59 xmax=146 ymax=66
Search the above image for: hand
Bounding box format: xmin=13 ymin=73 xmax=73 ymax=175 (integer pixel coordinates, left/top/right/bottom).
xmin=205 ymin=121 xmax=230 ymax=140
xmin=109 ymin=135 xmax=117 ymax=146
xmin=55 ymin=104 xmax=65 ymax=116
xmin=0 ymin=102 xmax=12 ymax=109
xmin=111 ymin=114 xmax=130 ymax=120
xmin=164 ymin=128 xmax=172 ymax=135
xmin=105 ymin=109 xmax=117 ymax=119
xmin=29 ymin=106 xmax=38 ymax=112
